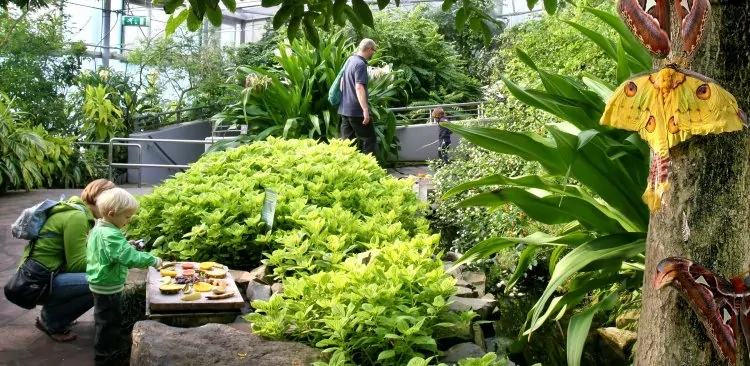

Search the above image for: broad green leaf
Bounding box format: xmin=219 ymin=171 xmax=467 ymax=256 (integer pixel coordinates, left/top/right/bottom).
xmin=444 ymin=122 xmax=566 ymax=175
xmin=567 ymin=293 xmax=618 ymax=366
xmin=548 ymin=245 xmax=566 ymax=276
xmin=459 ymin=188 xmax=625 ymax=233
xmin=186 ymin=9 xmax=202 ymax=31
xmin=441 ymin=0 xmax=456 ymax=12
xmin=442 ymin=173 xmax=641 ymax=232
xmin=450 ymin=231 xmax=591 ymax=269
xmin=582 ymin=73 xmax=614 ymax=102
xmin=527 ymin=0 xmax=539 ymax=9
xmin=616 ymin=38 xmax=629 ymax=84
xmin=546 ymin=125 xmax=649 ymax=231
xmin=378 ymin=350 xmax=396 ymax=360
xmin=303 ymin=15 xmax=320 ymax=46
xmin=163 ymin=0 xmax=184 ymax=14
xmin=205 ymin=4 xmax=222 ymax=27
xmin=543 ymin=0 xmax=557 ymax=15
xmin=515 ymin=47 xmax=538 ymax=71
xmin=221 ymin=0 xmax=237 ymax=12
xmin=455 ymin=7 xmax=468 ymax=29
xmin=165 ymin=9 xmax=187 ymax=36
xmin=352 ymin=0 xmax=374 ymax=28
xmin=584 ymin=6 xmax=652 ymax=70
xmin=273 ymin=4 xmax=295 ymax=30
xmin=377 ymin=0 xmax=389 ymax=10
xmin=577 ymin=130 xmax=599 ymax=150
xmin=505 ymin=244 xmax=541 ymax=292
xmin=562 ymin=20 xmax=616 ymax=60
xmin=528 ymin=233 xmax=645 ymax=336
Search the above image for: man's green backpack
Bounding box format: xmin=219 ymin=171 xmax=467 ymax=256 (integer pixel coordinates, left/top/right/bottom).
xmin=328 ymin=60 xmax=349 ymax=107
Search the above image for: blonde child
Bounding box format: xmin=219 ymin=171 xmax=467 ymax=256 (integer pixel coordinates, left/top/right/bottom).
xmin=86 ymin=187 xmax=161 ymax=365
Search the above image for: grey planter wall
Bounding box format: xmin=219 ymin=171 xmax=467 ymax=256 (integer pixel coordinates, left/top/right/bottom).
xmin=126 ymin=120 xmax=212 ymax=185
xmin=393 ymin=124 xmax=462 ymax=161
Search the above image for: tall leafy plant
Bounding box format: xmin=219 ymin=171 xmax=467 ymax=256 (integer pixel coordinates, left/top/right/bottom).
xmin=210 ymin=31 xmax=403 ymax=162
xmin=0 ymin=93 xmax=97 ymax=191
xmin=446 ymin=7 xmax=653 ymax=365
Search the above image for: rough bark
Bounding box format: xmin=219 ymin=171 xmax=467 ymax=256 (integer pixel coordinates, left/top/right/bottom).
xmin=636 ymin=1 xmax=750 ymax=365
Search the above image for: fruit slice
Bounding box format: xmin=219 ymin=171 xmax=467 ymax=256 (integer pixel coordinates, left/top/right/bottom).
xmin=206 ymin=292 xmax=234 ymax=300
xmin=180 ymin=292 xmax=201 ymax=301
xmin=182 ymin=269 xmax=195 ymax=277
xmin=212 ymin=281 xmax=227 ymax=294
xmin=159 ymin=276 xmax=172 ymax=285
xmin=193 ymin=282 xmax=213 ymax=292
xmin=181 ymin=263 xmax=194 ymax=269
xmin=199 ymin=262 xmax=216 ymax=270
xmin=160 ymin=269 xmax=178 ymax=277
xmin=206 ymin=269 xmax=227 ymax=279
xmin=159 ymin=284 xmax=183 ymax=295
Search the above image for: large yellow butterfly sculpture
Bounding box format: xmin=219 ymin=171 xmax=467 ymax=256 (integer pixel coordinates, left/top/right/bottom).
xmin=601 ymin=66 xmax=746 ymax=211
xmin=601 ymin=0 xmax=747 ymax=211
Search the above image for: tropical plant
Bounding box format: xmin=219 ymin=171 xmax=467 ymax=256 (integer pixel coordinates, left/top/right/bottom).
xmin=249 ymin=234 xmax=459 ymax=365
xmin=352 ymin=5 xmax=483 ymax=105
xmin=210 ymin=31 xmax=403 ymax=162
xmin=129 ymin=137 xmax=430 ymax=269
xmin=0 ymin=93 xmax=97 ymax=191
xmin=82 ymin=84 xmax=125 ymax=142
xmin=445 ymin=6 xmax=654 ymax=366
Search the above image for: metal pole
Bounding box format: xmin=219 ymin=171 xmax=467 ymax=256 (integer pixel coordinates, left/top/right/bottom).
xmin=108 ymin=140 xmax=113 ymax=181
xmin=102 ymin=0 xmax=112 ymax=68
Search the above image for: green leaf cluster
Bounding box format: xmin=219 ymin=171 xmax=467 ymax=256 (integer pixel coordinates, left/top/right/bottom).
xmin=129 ymin=137 xmax=430 ymax=270
xmin=443 ymin=5 xmax=653 ymax=365
xmin=211 ymin=31 xmax=403 ymax=163
xmin=0 ymin=93 xmax=99 ymax=191
xmin=350 ymin=5 xmax=483 ymax=105
xmin=248 ymin=234 xmax=460 ymax=365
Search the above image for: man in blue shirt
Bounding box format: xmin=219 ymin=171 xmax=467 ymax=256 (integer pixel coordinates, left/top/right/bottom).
xmin=339 ymin=39 xmax=377 ymax=155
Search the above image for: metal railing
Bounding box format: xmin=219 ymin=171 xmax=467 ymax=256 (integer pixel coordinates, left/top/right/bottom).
xmin=209 ymin=101 xmax=486 ymax=138
xmin=132 ymin=105 xmax=216 ymax=132
xmin=75 ymin=142 xmax=143 ymax=187
xmin=108 ymin=138 xmax=217 ymax=186
xmin=389 ymin=102 xmax=484 ymax=125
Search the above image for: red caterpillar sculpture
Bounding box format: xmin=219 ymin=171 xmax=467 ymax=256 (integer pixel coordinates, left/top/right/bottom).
xmin=654 ymin=257 xmax=750 ymax=365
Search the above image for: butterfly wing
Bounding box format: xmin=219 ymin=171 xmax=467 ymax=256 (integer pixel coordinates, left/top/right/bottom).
xmin=618 ymin=0 xmax=671 ymax=57
xmin=672 ymin=69 xmax=746 ymax=137
xmin=601 ymin=71 xmax=676 ymax=157
xmin=655 ymin=257 xmax=740 ymax=365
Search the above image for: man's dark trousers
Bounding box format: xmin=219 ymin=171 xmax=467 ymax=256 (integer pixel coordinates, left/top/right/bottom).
xmin=341 ymin=115 xmax=376 ymax=155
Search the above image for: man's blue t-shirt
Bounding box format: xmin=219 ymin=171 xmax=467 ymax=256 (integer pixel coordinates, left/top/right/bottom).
xmin=338 ymin=55 xmax=369 ymax=118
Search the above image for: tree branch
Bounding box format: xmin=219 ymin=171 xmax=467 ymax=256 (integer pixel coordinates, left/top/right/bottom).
xmin=0 ymin=6 xmax=29 ymax=51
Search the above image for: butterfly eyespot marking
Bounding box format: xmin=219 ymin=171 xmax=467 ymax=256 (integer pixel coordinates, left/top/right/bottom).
xmin=668 ymin=116 xmax=680 ymax=133
xmin=646 ymin=116 xmax=657 ymax=133
xmin=696 ymin=84 xmax=711 ymax=100
xmin=625 ymin=82 xmax=638 ymax=97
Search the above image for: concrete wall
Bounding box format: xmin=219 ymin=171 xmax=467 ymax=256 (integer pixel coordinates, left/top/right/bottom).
xmin=127 ymin=120 xmax=212 ymax=185
xmin=393 ymin=124 xmax=462 ymax=161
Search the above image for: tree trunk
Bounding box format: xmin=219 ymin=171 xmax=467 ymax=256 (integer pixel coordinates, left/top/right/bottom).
xmin=636 ymin=1 xmax=750 ymax=365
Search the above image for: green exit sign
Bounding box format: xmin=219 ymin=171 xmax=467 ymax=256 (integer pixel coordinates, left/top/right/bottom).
xmin=123 ymin=16 xmax=148 ymax=26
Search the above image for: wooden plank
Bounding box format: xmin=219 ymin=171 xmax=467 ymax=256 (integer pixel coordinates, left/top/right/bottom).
xmin=147 ymin=263 xmax=245 ymax=312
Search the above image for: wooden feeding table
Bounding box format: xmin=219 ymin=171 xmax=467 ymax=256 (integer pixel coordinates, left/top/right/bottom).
xmin=145 ymin=262 xmax=245 ymax=327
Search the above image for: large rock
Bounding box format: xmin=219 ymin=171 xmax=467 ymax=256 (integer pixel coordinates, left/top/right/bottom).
xmin=130 ymin=320 xmax=322 ymax=366
xmin=243 ymin=265 xmax=272 ymax=285
xmin=455 ymin=286 xmax=476 ymax=298
xmin=462 ymin=271 xmax=486 ymax=297
xmin=448 ymin=296 xmax=496 ymax=319
xmin=597 ymin=327 xmax=637 ymax=358
xmin=441 ymin=342 xmax=485 ymax=364
xmin=247 ymin=280 xmax=272 ymax=304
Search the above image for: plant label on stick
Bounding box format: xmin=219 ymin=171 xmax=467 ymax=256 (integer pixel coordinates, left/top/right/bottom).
xmin=261 ymin=189 xmax=277 ymax=232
